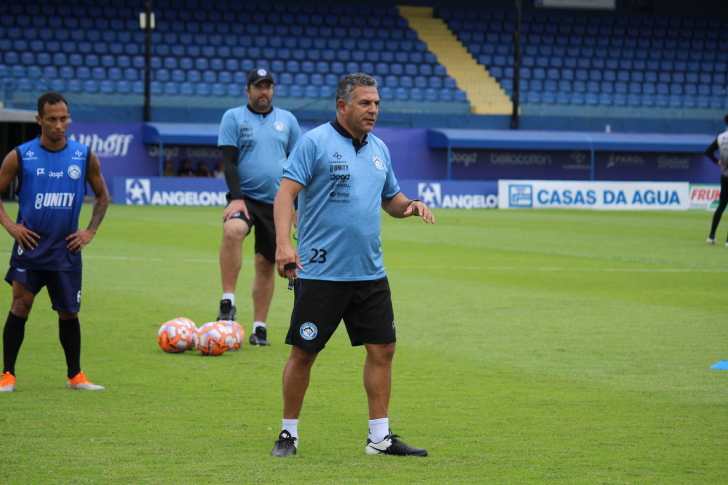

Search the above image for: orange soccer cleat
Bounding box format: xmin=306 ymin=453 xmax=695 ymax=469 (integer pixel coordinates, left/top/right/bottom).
xmin=0 ymin=372 xmax=15 ymax=392
xmin=66 ymin=371 xmax=105 ymax=391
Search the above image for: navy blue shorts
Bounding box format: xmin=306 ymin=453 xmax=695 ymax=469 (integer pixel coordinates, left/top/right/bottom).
xmin=285 ymin=277 xmax=396 ymax=354
xmin=5 ymin=267 xmax=83 ymax=313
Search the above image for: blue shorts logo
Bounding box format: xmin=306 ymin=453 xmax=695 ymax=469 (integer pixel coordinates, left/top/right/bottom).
xmin=300 ymin=322 xmax=318 ymax=340
xmin=509 ymin=184 xmax=533 ymax=207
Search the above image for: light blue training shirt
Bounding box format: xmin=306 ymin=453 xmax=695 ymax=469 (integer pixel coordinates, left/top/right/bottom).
xmin=283 ymin=120 xmax=401 ymax=281
xmin=218 ymin=105 xmax=301 ymax=204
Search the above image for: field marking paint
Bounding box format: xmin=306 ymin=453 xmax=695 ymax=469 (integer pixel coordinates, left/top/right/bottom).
xmin=385 ymin=236 xmax=728 ymax=271
xmin=409 ymin=266 xmax=728 ymax=273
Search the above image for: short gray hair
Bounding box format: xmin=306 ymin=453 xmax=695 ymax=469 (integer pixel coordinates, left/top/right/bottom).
xmin=336 ymin=73 xmax=378 ymax=104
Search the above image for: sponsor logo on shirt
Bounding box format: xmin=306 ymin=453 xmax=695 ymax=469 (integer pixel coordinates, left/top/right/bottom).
xmin=49 ymin=171 xmax=63 ymax=178
xmin=37 ymin=168 xmax=45 ymax=176
xmin=275 ymin=121 xmax=285 ymax=131
xmin=34 ymin=192 xmax=76 ymax=209
xmin=25 ymin=150 xmax=38 ymax=160
xmin=332 ymin=152 xmax=342 ymax=160
xmin=68 ymin=165 xmax=82 ymax=179
xmin=372 ymin=154 xmax=384 ymax=170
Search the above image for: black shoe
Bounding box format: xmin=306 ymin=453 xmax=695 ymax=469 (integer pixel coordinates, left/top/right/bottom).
xmin=365 ymin=431 xmax=428 ymax=456
xmin=217 ymin=299 xmax=236 ymax=321
xmin=249 ymin=326 xmax=270 ymax=346
xmin=270 ymin=430 xmax=297 ymax=457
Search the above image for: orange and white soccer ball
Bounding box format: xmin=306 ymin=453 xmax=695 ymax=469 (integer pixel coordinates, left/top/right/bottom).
xmin=174 ymin=317 xmax=197 ymax=350
xmin=196 ymin=321 xmax=235 ymax=356
xmin=231 ymin=321 xmax=245 ymax=348
xmin=157 ymin=319 xmax=194 ymax=353
xmin=218 ymin=320 xmax=245 ymax=349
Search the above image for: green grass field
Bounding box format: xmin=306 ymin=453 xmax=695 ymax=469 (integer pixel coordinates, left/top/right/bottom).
xmin=0 ymin=204 xmax=726 ymax=484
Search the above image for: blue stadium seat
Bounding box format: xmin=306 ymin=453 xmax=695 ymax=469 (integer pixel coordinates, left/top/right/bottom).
xmin=203 ymin=71 xmax=216 ymax=83
xmin=681 ymin=95 xmax=696 ymax=108
xmin=99 ymin=80 xmax=114 ymax=94
xmin=556 ymin=91 xmax=570 ymax=104
xmin=131 ymin=81 xmax=144 ymax=95
xmin=177 ymin=82 xmax=192 ymax=96
xmin=295 ymin=73 xmax=308 ymax=85
xmin=227 ymin=84 xmax=242 ymax=97
xmin=289 ymin=85 xmax=303 ymax=98
xmin=75 ymin=66 xmax=90 ymax=80
xmin=219 ymin=72 xmax=232 ymax=84
xmin=211 ymin=83 xmax=226 ymax=96
xmin=67 ymin=79 xmax=82 ymax=93
xmin=279 ymin=73 xmax=294 ymax=85
xmin=122 ymin=68 xmax=137 ymax=81
xmin=150 ymin=81 xmax=162 ymax=95
xmin=195 ymin=83 xmax=210 ymax=96
xmin=302 ymin=85 xmax=317 ymax=98
xmin=116 ymin=80 xmax=131 ymax=94
xmin=310 ymin=73 xmax=324 ymax=86
xmin=641 ymin=93 xmax=656 ymax=106
xmin=36 ymin=52 xmax=51 ymax=65
xmin=439 ymin=88 xmax=453 ymax=101
xmin=627 ymin=93 xmax=641 ymax=106
xmin=108 ymin=68 xmax=122 ymax=81
xmin=83 ymin=80 xmax=99 ymax=93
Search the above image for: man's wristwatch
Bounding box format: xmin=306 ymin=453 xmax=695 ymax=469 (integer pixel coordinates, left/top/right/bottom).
xmin=407 ymin=199 xmax=421 ymax=207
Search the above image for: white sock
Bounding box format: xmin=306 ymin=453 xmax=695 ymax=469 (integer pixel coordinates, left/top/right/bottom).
xmin=222 ymin=293 xmax=235 ymax=305
xmin=282 ymin=418 xmax=298 ymax=439
xmin=253 ymin=321 xmax=266 ymax=332
xmin=368 ymin=418 xmax=389 ymax=443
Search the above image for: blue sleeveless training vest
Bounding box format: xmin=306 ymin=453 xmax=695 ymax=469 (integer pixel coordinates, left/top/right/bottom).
xmin=9 ymin=136 xmax=89 ymax=271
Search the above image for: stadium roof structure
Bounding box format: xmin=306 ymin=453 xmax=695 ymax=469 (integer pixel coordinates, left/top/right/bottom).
xmin=0 ymin=108 xmax=37 ymax=123
xmin=427 ymin=128 xmax=715 ymax=179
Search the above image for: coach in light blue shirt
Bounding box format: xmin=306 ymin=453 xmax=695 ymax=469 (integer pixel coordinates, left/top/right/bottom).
xmin=270 ymin=73 xmax=435 ymax=458
xmin=216 ymin=68 xmax=301 ymax=347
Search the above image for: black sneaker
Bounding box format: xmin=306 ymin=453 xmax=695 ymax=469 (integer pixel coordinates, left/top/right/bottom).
xmin=249 ymin=326 xmax=270 ymax=346
xmin=217 ymin=299 xmax=236 ymax=321
xmin=270 ymin=430 xmax=297 ymax=457
xmin=365 ymin=431 xmax=428 ymax=456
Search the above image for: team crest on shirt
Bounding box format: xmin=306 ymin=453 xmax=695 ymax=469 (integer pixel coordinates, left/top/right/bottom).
xmin=300 ymin=322 xmax=318 ymax=340
xmin=68 ymin=165 xmax=81 ymax=179
xmin=372 ymin=154 xmax=384 ymax=170
xmin=275 ymin=121 xmax=285 ymax=131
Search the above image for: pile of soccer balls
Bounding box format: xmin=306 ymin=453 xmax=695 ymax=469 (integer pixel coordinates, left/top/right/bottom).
xmin=157 ymin=318 xmax=245 ymax=356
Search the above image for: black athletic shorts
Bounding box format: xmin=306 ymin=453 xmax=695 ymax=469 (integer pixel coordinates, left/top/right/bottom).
xmin=5 ymin=266 xmax=83 ymax=313
xmin=225 ymin=194 xmax=276 ymax=263
xmin=285 ymin=277 xmax=396 ymax=353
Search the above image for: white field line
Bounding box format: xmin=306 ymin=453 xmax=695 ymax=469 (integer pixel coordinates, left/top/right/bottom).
xmin=0 ymin=252 xmax=724 ymax=273
xmin=384 ymin=236 xmax=728 ymax=270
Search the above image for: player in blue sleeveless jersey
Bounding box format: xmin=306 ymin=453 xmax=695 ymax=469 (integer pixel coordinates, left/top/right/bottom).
xmin=0 ymin=93 xmax=109 ymax=392
xmin=216 ymin=68 xmax=301 ymax=346
xmin=270 ymin=74 xmax=435 ymax=457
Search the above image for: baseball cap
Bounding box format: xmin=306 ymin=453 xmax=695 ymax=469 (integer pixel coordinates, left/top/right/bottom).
xmin=247 ymin=68 xmax=275 ymax=87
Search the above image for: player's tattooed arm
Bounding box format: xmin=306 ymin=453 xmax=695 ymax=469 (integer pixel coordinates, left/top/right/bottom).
xmin=86 ymin=151 xmax=109 ymax=233
xmin=0 ymin=150 xmax=40 ymax=250
xmin=66 ymin=151 xmax=109 ymax=252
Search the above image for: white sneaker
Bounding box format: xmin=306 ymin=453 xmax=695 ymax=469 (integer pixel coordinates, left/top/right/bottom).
xmin=66 ymin=371 xmax=105 ymax=390
xmin=707 ymin=237 xmax=715 ymax=244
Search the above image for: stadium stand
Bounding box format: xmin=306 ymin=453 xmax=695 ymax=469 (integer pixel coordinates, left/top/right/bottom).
xmin=0 ymin=0 xmax=725 ymax=130
xmin=0 ymin=1 xmax=468 ymax=112
xmin=439 ymin=8 xmax=728 ymax=109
